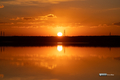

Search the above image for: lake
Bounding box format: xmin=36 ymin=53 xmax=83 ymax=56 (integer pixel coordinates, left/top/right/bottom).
xmin=0 ymin=46 xmax=120 ymax=80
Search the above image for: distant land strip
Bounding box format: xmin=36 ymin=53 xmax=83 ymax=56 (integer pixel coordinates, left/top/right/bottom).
xmin=0 ymin=36 xmax=120 ymax=47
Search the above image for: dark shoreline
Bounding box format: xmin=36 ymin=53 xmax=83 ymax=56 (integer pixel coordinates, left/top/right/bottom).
xmin=0 ymin=36 xmax=120 ymax=47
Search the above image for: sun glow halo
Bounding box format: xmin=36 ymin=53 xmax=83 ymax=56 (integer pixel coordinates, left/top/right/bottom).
xmin=57 ymin=32 xmax=62 ymax=36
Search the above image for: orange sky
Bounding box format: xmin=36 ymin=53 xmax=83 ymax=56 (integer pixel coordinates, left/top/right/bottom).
xmin=0 ymin=0 xmax=120 ymax=36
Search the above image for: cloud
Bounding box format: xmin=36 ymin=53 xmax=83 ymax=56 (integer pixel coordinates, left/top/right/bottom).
xmin=0 ymin=0 xmax=74 ymax=5
xmin=23 ymin=17 xmax=34 ymax=20
xmin=37 ymin=14 xmax=57 ymax=20
xmin=42 ymin=79 xmax=58 ymax=80
xmin=0 ymin=0 xmax=15 ymax=2
xmin=12 ymin=26 xmax=38 ymax=29
xmin=107 ymin=7 xmax=120 ymax=11
xmin=44 ymin=23 xmax=84 ymax=28
xmin=17 ymin=21 xmax=44 ymax=24
xmin=10 ymin=17 xmax=21 ymax=20
xmin=10 ymin=17 xmax=37 ymax=20
xmin=90 ymin=24 xmax=109 ymax=28
xmin=10 ymin=17 xmax=34 ymax=20
xmin=46 ymin=14 xmax=57 ymax=18
xmin=113 ymin=22 xmax=120 ymax=26
xmin=114 ymin=57 xmax=120 ymax=60
xmin=0 ymin=5 xmax=4 ymax=8
xmin=0 ymin=22 xmax=14 ymax=25
xmin=10 ymin=14 xmax=57 ymax=21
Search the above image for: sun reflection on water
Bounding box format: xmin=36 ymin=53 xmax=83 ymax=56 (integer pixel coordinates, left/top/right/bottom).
xmin=57 ymin=45 xmax=62 ymax=52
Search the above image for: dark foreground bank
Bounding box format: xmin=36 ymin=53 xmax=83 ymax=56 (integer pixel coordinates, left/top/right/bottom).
xmin=0 ymin=36 xmax=120 ymax=47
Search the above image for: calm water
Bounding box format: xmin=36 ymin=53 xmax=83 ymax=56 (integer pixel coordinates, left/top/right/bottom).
xmin=0 ymin=46 xmax=120 ymax=80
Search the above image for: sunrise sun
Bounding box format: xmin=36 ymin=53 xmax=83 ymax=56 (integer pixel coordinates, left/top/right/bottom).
xmin=57 ymin=32 xmax=62 ymax=36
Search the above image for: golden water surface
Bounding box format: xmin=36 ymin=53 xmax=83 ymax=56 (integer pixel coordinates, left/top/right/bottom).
xmin=0 ymin=46 xmax=120 ymax=80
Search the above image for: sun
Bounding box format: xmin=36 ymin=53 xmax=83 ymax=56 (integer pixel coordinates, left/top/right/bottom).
xmin=57 ymin=32 xmax=62 ymax=36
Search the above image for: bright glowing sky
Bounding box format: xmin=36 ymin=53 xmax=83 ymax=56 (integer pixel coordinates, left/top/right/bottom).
xmin=0 ymin=0 xmax=120 ymax=36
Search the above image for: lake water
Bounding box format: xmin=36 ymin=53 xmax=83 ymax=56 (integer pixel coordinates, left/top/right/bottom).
xmin=0 ymin=46 xmax=120 ymax=80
